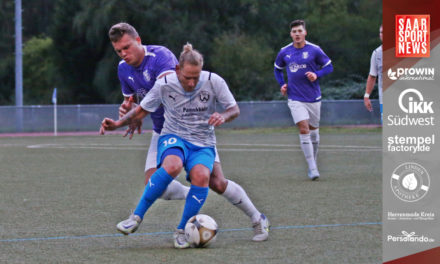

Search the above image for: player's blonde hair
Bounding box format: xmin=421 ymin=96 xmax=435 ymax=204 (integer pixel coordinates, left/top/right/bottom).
xmin=179 ymin=43 xmax=204 ymax=68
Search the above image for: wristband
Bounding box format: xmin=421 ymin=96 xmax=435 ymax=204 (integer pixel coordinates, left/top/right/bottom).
xmin=364 ymin=93 xmax=370 ymax=98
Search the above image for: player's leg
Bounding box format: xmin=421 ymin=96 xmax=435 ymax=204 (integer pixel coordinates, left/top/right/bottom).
xmin=117 ymin=135 xmax=185 ymax=235
xmin=288 ymin=100 xmax=319 ymax=180
xmin=174 ymin=146 xmax=214 ymax=249
xmin=309 ymin=127 xmax=319 ymax=161
xmin=307 ymin=102 xmax=321 ymax=163
xmin=144 ymin=131 xmax=189 ymax=200
xmin=209 ymin=160 xmax=269 ymax=242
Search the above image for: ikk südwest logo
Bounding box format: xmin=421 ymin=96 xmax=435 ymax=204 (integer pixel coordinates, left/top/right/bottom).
xmin=396 ymin=15 xmax=430 ymax=57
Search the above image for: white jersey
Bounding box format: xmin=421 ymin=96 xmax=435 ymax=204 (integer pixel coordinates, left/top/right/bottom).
xmin=140 ymin=71 xmax=237 ymax=147
xmin=369 ymin=45 xmax=382 ymax=104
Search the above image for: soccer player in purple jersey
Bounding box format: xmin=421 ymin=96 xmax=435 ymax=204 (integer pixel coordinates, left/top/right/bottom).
xmin=107 ymin=23 xmax=269 ymax=242
xmin=274 ymin=20 xmax=333 ymax=181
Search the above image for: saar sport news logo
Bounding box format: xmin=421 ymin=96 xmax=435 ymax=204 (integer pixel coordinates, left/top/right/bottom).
xmin=391 ymin=162 xmax=430 ymax=203
xmin=396 ymin=15 xmax=430 ymax=57
xmin=387 ymin=67 xmax=435 ymax=81
xmin=387 ymin=231 xmax=435 ymax=243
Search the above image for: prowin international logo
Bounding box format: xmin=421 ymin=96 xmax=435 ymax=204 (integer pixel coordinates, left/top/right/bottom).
xmin=391 ymin=162 xmax=430 ymax=203
xmin=387 ymin=67 xmax=435 ymax=81
xmin=387 ymin=231 xmax=435 ymax=243
xmin=398 ymin=88 xmax=434 ymax=114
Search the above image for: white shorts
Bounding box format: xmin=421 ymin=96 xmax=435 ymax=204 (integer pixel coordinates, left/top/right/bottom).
xmin=287 ymin=100 xmax=321 ymax=128
xmin=144 ymin=131 xmax=221 ymax=171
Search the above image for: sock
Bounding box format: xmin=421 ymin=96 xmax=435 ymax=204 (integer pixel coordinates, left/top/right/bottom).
xmin=310 ymin=129 xmax=320 ymax=161
xmin=134 ymin=167 xmax=174 ymax=219
xmin=299 ymin=133 xmax=317 ymax=171
xmin=177 ymin=185 xmax=209 ymax=229
xmin=222 ymin=180 xmax=261 ymax=223
xmin=160 ymin=180 xmax=190 ymax=200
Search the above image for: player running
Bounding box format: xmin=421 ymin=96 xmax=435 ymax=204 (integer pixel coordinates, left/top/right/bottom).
xmin=274 ymin=19 xmax=333 ymax=180
xmin=108 ymin=23 xmax=269 ymax=242
xmin=101 ymin=43 xmax=268 ymax=248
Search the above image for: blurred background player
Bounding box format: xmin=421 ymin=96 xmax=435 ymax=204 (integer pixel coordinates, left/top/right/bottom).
xmin=107 ymin=29 xmax=270 ymax=241
xmin=364 ymin=25 xmax=383 ymax=122
xmin=274 ymin=19 xmax=333 ymax=181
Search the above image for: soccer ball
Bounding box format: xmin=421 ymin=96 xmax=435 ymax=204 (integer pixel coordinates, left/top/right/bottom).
xmin=184 ymin=214 xmax=218 ymax=248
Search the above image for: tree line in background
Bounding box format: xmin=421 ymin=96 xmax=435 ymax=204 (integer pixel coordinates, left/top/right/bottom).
xmin=0 ymin=0 xmax=381 ymax=105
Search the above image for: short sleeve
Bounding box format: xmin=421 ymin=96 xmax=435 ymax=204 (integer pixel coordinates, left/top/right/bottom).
xmin=211 ymin=73 xmax=237 ymax=110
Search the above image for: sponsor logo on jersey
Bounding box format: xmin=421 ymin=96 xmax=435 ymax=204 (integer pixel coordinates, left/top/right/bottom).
xmin=302 ymin=52 xmax=309 ymax=59
xmin=288 ymin=62 xmax=307 ymax=73
xmin=199 ymin=91 xmax=210 ymax=103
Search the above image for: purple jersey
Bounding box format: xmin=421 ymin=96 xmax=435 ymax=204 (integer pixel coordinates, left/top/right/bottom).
xmin=118 ymin=45 xmax=178 ymax=133
xmin=274 ymin=41 xmax=331 ymax=102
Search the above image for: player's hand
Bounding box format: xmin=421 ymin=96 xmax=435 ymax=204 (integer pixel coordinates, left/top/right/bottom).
xmin=119 ymin=96 xmax=136 ymax=118
xmin=280 ymin=84 xmax=287 ymax=96
xmin=364 ymin=98 xmax=373 ymax=112
xmin=208 ymin=112 xmax=225 ymax=127
xmin=123 ymin=119 xmax=143 ymax=139
xmin=305 ymin=72 xmax=317 ymax=82
xmin=100 ymin=118 xmax=117 ymax=135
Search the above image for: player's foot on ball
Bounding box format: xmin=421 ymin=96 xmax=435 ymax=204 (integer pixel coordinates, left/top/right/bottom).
xmin=116 ymin=214 xmax=142 ymax=235
xmin=173 ymin=229 xmax=190 ymax=249
xmin=252 ymin=214 xmax=270 ymax=242
xmin=308 ymin=168 xmax=320 ymax=181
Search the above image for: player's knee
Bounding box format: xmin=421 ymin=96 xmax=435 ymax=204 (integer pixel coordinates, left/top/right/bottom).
xmin=209 ymin=178 xmax=227 ymax=194
xmin=299 ymin=127 xmax=309 ymax=134
xmin=297 ymin=121 xmax=310 ymax=134
xmin=209 ymin=164 xmax=228 ymax=193
xmin=161 ymin=156 xmax=183 ymax=177
xmin=190 ymin=165 xmax=210 ymax=187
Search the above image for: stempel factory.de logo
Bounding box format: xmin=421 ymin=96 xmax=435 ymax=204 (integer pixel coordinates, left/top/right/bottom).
xmin=395 ymin=15 xmax=430 ymax=57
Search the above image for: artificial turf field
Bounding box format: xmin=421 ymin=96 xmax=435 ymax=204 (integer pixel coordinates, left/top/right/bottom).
xmin=0 ymin=127 xmax=382 ymax=264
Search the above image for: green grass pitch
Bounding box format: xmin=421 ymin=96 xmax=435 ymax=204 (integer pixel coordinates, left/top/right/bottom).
xmin=0 ymin=127 xmax=382 ymax=263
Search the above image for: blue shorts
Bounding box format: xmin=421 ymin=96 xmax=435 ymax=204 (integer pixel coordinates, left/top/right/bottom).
xmin=157 ymin=134 xmax=215 ymax=180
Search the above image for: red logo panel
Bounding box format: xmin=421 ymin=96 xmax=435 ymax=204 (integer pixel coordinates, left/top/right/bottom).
xmin=395 ymin=15 xmax=430 ymax=57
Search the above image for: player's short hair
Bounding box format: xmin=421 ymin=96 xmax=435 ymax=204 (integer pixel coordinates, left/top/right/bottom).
xmin=108 ymin=22 xmax=139 ymax=42
xmin=290 ymin=20 xmax=306 ymax=29
xmin=179 ymin=43 xmax=204 ymax=68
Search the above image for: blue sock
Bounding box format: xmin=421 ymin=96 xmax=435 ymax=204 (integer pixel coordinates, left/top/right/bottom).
xmin=177 ymin=185 xmax=209 ymax=229
xmin=134 ymin=167 xmax=174 ymax=219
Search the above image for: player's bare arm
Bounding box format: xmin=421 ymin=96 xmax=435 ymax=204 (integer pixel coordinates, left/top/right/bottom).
xmin=208 ymin=105 xmax=240 ymax=127
xmin=100 ymin=105 xmax=149 ymax=135
xmin=119 ymin=96 xmax=143 ymax=137
xmin=364 ymin=75 xmax=377 ymax=112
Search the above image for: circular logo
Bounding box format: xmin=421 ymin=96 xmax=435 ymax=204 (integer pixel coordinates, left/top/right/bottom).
xmin=390 ymin=162 xmax=430 ymax=202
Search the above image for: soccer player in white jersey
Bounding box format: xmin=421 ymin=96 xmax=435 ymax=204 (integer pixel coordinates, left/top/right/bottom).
xmin=274 ymin=20 xmax=333 ymax=180
xmin=101 ymin=43 xmax=269 ymax=248
xmin=364 ymin=25 xmax=383 ymax=122
xmin=109 ymin=23 xmax=269 ymax=242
